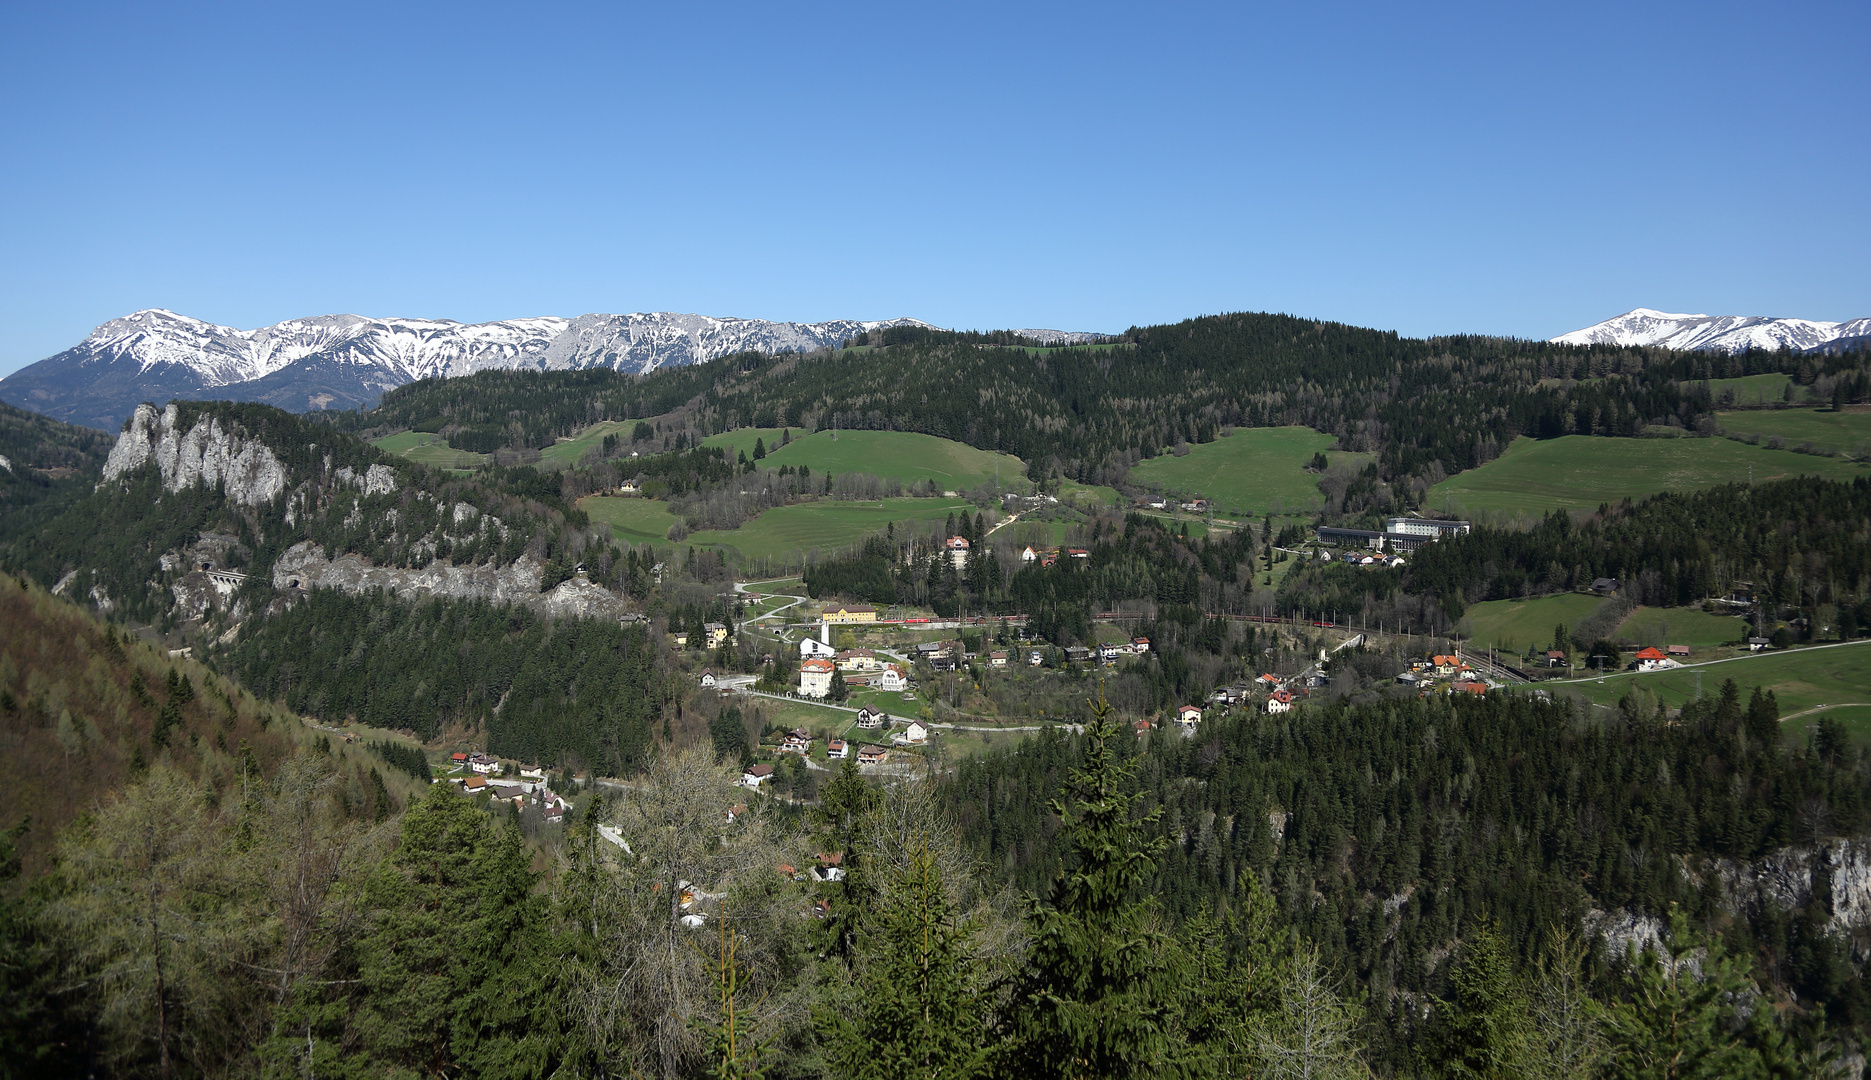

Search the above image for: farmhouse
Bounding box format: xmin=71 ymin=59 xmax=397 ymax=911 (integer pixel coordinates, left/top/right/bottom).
xmin=798 ymin=658 xmax=835 ymax=698
xmin=741 ymin=764 xmax=774 ymax=787
xmin=468 ymin=753 xmax=500 ymax=775
xmin=1021 ymin=546 xmax=1038 ymax=563
xmin=1266 ymin=689 xmax=1294 ymax=714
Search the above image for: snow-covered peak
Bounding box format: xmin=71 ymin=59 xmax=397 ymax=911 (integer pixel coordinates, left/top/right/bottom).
xmin=1553 ymin=308 xmax=1868 ymax=353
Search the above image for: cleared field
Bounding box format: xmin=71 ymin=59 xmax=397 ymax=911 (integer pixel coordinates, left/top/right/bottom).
xmin=539 ymin=420 xmax=638 ymax=468
xmin=687 ymin=497 xmax=977 ymax=562
xmin=1460 ymin=594 xmax=1603 ymax=651
xmin=702 ymin=429 xmax=1027 ymax=491
xmin=1715 ymin=406 xmax=1871 ymax=456
xmin=1550 ymin=641 xmax=1871 ymax=744
xmin=1704 ymin=373 xmax=1797 ymax=406
xmin=1426 ymin=435 xmax=1868 ymax=518
xmin=371 ymin=431 xmax=489 ymax=470
xmin=1057 ymin=481 xmax=1123 ymax=508
xmin=579 ymin=496 xmax=680 ymax=546
xmin=1126 ymin=427 xmax=1370 ymax=518
xmin=1613 ymin=605 xmax=1750 ymax=649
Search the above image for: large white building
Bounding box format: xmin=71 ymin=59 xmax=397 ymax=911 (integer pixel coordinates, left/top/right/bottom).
xmin=799 ymin=658 xmax=835 ymax=698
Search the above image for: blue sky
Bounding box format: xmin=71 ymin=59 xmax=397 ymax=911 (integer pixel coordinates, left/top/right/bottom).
xmin=2 ymin=0 xmax=1866 ymax=376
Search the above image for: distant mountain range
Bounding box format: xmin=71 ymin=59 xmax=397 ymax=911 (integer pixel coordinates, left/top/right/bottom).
xmin=0 ymin=309 xmax=1105 ymax=430
xmin=1552 ymin=308 xmax=1871 ymax=354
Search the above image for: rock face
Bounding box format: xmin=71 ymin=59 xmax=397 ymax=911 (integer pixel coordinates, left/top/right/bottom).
xmin=270 ymin=542 xmax=628 ymax=619
xmin=101 ymin=403 xmax=288 ymax=506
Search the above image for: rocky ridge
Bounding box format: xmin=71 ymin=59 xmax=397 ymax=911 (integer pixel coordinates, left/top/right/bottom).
xmin=101 ymin=402 xmax=289 ymax=506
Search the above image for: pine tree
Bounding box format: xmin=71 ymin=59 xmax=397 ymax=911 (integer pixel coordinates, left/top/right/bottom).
xmin=1432 ymin=920 xmax=1537 ymax=1079
xmin=1602 ymin=910 xmax=1760 ymax=1080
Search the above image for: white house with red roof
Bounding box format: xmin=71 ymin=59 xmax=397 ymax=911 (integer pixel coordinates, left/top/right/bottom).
xmin=1633 ymin=646 xmax=1679 ymax=672
xmin=799 ymin=657 xmax=835 ymax=698
xmin=1266 ymin=689 xmax=1295 ymax=714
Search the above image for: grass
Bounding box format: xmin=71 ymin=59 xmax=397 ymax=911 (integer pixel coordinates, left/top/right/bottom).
xmin=1715 ymin=406 xmax=1871 ymax=457
xmin=372 ymin=431 xmax=490 ymax=470
xmin=1612 ymin=606 xmax=1751 ymax=648
xmin=1057 ymin=481 xmax=1123 ymax=508
xmin=701 ymin=429 xmax=1028 ymax=491
xmin=538 ymin=420 xmax=638 ymax=468
xmin=1126 ymin=427 xmax=1370 ymax=518
xmin=1460 ymin=594 xmax=1604 ymax=651
xmin=1425 ymin=435 xmax=1868 ymax=518
xmin=579 ymin=496 xmax=680 ymax=545
xmin=1704 ymin=373 xmax=1796 ymax=406
xmin=687 ymin=497 xmax=977 ymax=562
xmin=1548 ymin=641 xmax=1871 ymax=744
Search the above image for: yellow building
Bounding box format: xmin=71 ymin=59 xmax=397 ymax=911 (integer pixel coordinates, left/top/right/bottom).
xmin=823 ymin=605 xmax=877 ymax=624
xmin=703 ymin=621 xmax=730 ymax=647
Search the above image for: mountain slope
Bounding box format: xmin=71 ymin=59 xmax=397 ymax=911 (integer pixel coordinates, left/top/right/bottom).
xmin=0 ymin=309 xmax=1097 ymax=430
xmin=1554 ymin=307 xmax=1871 ymax=353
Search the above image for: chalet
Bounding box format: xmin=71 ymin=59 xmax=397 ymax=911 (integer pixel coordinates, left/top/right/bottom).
xmin=1545 ymin=650 xmax=1567 ymax=668
xmin=1021 ymin=546 xmax=1038 ymax=563
xmin=462 ymin=775 xmax=488 ymax=791
xmin=451 ymin=752 xmax=468 ymax=767
xmin=988 ymin=650 xmax=1009 ymax=667
xmin=619 ymin=481 xmax=641 ymax=495
xmin=1591 ymin=577 xmax=1619 ymax=595
xmin=826 ymin=739 xmax=849 ymax=760
xmin=876 ymin=664 xmax=909 ymax=692
xmin=799 ymin=658 xmax=835 ymax=698
xmin=857 ymin=744 xmax=889 ymax=766
xmin=823 ymin=605 xmax=878 ymax=624
xmin=699 ymin=670 xmax=716 ymax=687
xmin=855 ymin=706 xmax=887 ymax=729
xmin=1064 ymin=645 xmax=1093 ymax=664
xmin=1133 ymin=719 xmax=1153 ymax=735
xmin=1430 ymin=655 xmax=1464 ymax=678
xmin=1266 ymin=689 xmax=1294 ymax=714
xmin=468 ymin=753 xmax=500 ymax=775
xmin=945 ymin=536 xmax=971 ymax=569
xmin=1175 ymin=704 xmax=1204 ymax=728
xmin=1747 ymin=636 xmax=1772 ymax=651
xmin=1132 ymin=637 xmax=1150 ymax=653
xmin=741 ymin=764 xmax=775 ymax=787
xmin=724 ymin=803 xmax=747 ymax=824
xmin=779 ymin=728 xmax=813 ymax=755
xmin=703 ymin=622 xmax=730 ymax=648
xmin=1633 ymin=646 xmax=1678 ymax=673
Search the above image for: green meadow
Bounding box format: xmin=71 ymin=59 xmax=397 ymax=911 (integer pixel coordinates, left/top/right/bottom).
xmin=686 ymin=496 xmax=978 ymax=563
xmin=578 ymin=496 xmax=680 ymax=546
xmin=1549 ymin=641 xmax=1871 ymax=744
xmin=1460 ymin=594 xmax=1604 ymax=651
xmin=538 ymin=420 xmax=638 ymax=468
xmin=1715 ymin=406 xmax=1871 ymax=456
xmin=701 ymin=428 xmax=1027 ymax=491
xmin=371 ymin=431 xmax=489 ymax=470
xmin=1426 ymin=435 xmax=1867 ymax=518
xmin=1125 ymin=427 xmax=1371 ymax=518
xmin=1704 ymin=373 xmax=1797 ymax=406
xmin=1612 ymin=605 xmax=1751 ymax=649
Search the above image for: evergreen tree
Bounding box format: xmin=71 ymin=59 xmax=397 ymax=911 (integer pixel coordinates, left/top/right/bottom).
xmin=1602 ymin=910 xmax=1761 ymax=1080
xmin=1431 ymin=921 xmax=1537 ymax=1079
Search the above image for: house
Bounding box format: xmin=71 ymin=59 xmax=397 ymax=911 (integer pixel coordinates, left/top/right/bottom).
xmin=1175 ymin=704 xmax=1204 ymax=728
xmin=835 ymin=648 xmax=884 ymax=673
xmin=1132 ymin=637 xmax=1150 ymax=653
xmin=1454 ymin=681 xmax=1489 ymax=695
xmin=1021 ymin=546 xmax=1038 ymax=563
xmin=1029 ymin=650 xmax=1045 ymax=666
xmin=984 ymin=649 xmax=1008 ymax=667
xmin=619 ymin=481 xmax=641 ymax=495
xmin=800 ymin=634 xmax=837 ymax=658
xmin=704 ymin=622 xmax=729 ymax=648
xmin=699 ymin=670 xmax=716 ymax=687
xmin=1591 ymin=577 xmax=1619 ymax=595
xmin=462 ymin=775 xmax=488 ymax=791
xmin=1064 ymin=645 xmax=1093 ymax=664
xmin=741 ymin=764 xmax=775 ymax=787
xmin=1430 ymin=655 xmax=1462 ymax=678
xmin=1747 ymin=636 xmax=1772 ymax=651
xmin=1133 ymin=718 xmax=1153 ymax=735
xmin=673 ymin=632 xmax=690 ymax=647
xmin=855 ymin=705 xmax=887 ymax=729
xmin=1667 ymin=645 xmax=1691 ymax=657
xmin=799 ymin=658 xmax=835 ymax=698
xmin=779 ymin=728 xmax=813 ymax=755
xmin=930 ymin=654 xmax=959 ymax=672
xmin=1633 ymin=646 xmax=1679 ymax=673
xmin=812 ymin=852 xmax=846 ymax=883
xmin=945 ymin=535 xmax=971 ymax=569
xmin=1040 ymin=550 xmax=1059 ymax=567
xmin=876 ymin=664 xmax=909 ymax=692
xmin=1266 ymin=689 xmax=1294 ymax=714
xmin=468 ymin=753 xmax=501 ymax=775
xmin=724 ymin=803 xmax=747 ymax=824
xmin=823 ymin=605 xmax=878 ymax=624
xmin=896 ymin=722 xmax=929 ymax=745
xmin=1180 ymin=499 xmax=1210 ymax=513
xmin=451 ymin=752 xmax=468 ymax=767
xmin=827 ymin=739 xmax=849 ymax=759
xmin=1545 ymin=650 xmax=1567 ymax=668
xmin=1098 ymin=643 xmax=1125 ymax=663
xmin=1255 ymin=673 xmax=1282 ymax=688
xmin=1067 ymin=548 xmax=1090 ymax=560
xmin=857 ymin=744 xmax=889 ymax=766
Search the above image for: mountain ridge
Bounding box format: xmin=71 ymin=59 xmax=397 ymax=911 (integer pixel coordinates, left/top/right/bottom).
xmin=1554 ymin=307 xmax=1871 ymax=354
xmin=1 ymin=308 xmax=1105 ymax=430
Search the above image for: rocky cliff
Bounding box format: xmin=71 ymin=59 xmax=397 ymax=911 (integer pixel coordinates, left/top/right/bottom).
xmin=101 ymin=402 xmax=288 ymax=506
xmin=271 ymin=541 xmax=627 ymax=620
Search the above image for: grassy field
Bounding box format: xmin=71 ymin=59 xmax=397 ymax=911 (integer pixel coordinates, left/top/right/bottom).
xmin=1704 ymin=373 xmax=1797 ymax=406
xmin=1057 ymin=480 xmax=1123 ymax=508
xmin=1126 ymin=427 xmax=1370 ymax=518
xmin=687 ymin=497 xmax=977 ymax=562
xmin=538 ymin=420 xmax=638 ymax=468
xmin=1549 ymin=641 xmax=1871 ymax=744
xmin=579 ymin=496 xmax=680 ymax=546
xmin=1613 ymin=605 xmax=1751 ymax=648
xmin=701 ymin=429 xmax=1027 ymax=491
xmin=1460 ymin=594 xmax=1604 ymax=651
xmin=372 ymin=431 xmax=489 ymax=470
xmin=1425 ymin=435 xmax=1868 ymax=518
xmin=1715 ymin=406 xmax=1871 ymax=456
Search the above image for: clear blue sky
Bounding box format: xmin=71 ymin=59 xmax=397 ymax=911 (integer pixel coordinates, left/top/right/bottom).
xmin=3 ymin=0 xmax=1866 ymax=376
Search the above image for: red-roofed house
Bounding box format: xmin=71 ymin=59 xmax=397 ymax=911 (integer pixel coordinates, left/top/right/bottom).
xmin=1266 ymin=689 xmax=1294 ymax=714
xmin=1634 ymin=647 xmax=1678 ymax=672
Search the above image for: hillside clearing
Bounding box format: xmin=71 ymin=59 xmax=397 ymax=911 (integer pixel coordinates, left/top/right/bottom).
xmin=1715 ymin=406 xmax=1871 ymax=456
xmin=701 ymin=428 xmax=1027 ymax=491
xmin=1126 ymin=427 xmax=1370 ymax=518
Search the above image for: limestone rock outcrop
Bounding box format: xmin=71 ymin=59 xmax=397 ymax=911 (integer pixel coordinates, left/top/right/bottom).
xmin=101 ymin=403 xmax=288 ymax=506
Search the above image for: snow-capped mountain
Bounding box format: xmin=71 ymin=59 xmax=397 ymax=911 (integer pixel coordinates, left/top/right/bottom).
xmin=1552 ymin=308 xmax=1871 ymax=354
xmin=3 ymin=309 xmax=1107 ymax=431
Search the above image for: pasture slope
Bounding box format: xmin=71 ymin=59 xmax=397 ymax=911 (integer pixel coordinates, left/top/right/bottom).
xmin=1426 ymin=434 xmax=1867 ymax=518
xmin=701 ymin=428 xmax=1028 ymax=491
xmin=1125 ymin=427 xmax=1370 ymax=518
xmin=1715 ymin=406 xmax=1871 ymax=456
xmin=371 ymin=431 xmax=488 ymax=470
